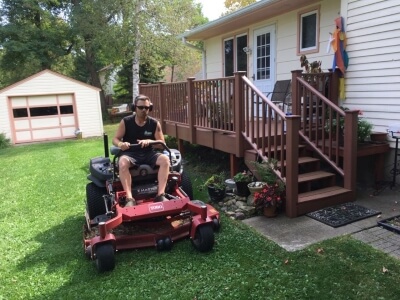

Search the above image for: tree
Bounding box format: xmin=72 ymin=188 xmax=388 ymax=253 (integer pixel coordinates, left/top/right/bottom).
xmin=0 ymin=0 xmax=74 ymax=86
xmin=224 ymin=0 xmax=256 ymax=14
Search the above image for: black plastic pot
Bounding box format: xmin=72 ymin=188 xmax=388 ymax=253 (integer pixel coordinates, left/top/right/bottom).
xmin=207 ymin=185 xmax=226 ymax=202
xmin=235 ymin=181 xmax=251 ymax=197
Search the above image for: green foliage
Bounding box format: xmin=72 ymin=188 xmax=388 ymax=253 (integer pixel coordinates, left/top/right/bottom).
xmin=0 ymin=133 xmax=11 ymax=149
xmin=113 ymin=58 xmax=166 ymax=103
xmin=223 ymin=0 xmax=257 ymax=15
xmin=203 ymin=172 xmax=227 ymax=190
xmin=0 ymin=0 xmax=74 ymax=85
xmin=324 ymin=106 xmax=373 ymax=143
xmin=233 ymin=170 xmax=252 ymax=182
xmin=252 ymin=159 xmax=280 ymax=186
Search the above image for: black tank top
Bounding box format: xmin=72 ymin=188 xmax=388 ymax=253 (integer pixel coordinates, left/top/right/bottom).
xmin=122 ymin=114 xmax=158 ymax=152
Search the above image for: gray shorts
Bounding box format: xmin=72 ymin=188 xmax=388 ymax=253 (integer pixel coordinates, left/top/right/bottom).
xmin=121 ymin=150 xmax=161 ymax=168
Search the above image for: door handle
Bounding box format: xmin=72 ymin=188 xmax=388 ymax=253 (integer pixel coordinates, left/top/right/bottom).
xmin=252 ymin=74 xmax=255 ymax=80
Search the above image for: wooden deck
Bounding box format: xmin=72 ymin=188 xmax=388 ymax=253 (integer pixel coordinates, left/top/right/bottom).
xmin=139 ymin=70 xmax=363 ymax=217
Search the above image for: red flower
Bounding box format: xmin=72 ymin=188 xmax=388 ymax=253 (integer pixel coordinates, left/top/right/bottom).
xmin=253 ymin=183 xmax=284 ymax=211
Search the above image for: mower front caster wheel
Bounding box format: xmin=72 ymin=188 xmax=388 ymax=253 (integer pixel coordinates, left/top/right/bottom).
xmin=95 ymin=243 xmax=115 ymax=272
xmin=191 ymin=225 xmax=214 ymax=252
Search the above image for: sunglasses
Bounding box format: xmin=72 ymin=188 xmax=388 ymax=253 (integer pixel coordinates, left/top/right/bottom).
xmin=136 ymin=106 xmax=150 ymax=110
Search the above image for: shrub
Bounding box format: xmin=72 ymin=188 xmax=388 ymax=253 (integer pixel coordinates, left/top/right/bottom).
xmin=0 ymin=133 xmax=11 ymax=149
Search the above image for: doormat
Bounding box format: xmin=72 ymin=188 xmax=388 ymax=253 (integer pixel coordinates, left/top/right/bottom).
xmin=377 ymin=215 xmax=400 ymax=234
xmin=306 ymin=203 xmax=381 ymax=228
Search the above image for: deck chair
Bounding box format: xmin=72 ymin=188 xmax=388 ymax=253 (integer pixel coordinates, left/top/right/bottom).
xmin=266 ymin=79 xmax=291 ymax=113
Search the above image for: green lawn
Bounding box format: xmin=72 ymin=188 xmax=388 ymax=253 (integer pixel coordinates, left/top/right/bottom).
xmin=1 ymin=124 xmax=399 ymax=299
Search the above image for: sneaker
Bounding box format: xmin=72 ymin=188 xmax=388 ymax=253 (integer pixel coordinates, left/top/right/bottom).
xmin=125 ymin=198 xmax=136 ymax=207
xmin=154 ymin=194 xmax=168 ymax=202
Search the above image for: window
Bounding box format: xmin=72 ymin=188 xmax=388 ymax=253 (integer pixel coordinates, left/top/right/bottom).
xmin=30 ymin=106 xmax=58 ymax=117
xmin=13 ymin=108 xmax=28 ymax=118
xmin=224 ymin=34 xmax=248 ymax=76
xmin=299 ymin=9 xmax=319 ymax=53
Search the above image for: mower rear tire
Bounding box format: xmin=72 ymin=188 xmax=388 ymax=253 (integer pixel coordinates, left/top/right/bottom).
xmin=191 ymin=225 xmax=214 ymax=252
xmin=95 ymin=243 xmax=115 ymax=272
xmin=86 ymin=183 xmax=107 ymax=220
xmin=180 ymin=171 xmax=193 ymax=199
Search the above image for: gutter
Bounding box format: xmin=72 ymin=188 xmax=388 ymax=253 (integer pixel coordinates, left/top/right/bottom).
xmin=182 ymin=0 xmax=279 ymax=39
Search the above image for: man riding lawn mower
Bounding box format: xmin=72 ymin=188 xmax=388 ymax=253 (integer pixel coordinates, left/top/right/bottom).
xmin=83 ymin=136 xmax=221 ymax=272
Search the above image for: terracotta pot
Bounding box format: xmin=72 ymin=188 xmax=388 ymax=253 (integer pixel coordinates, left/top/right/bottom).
xmin=263 ymin=205 xmax=277 ymax=218
xmin=370 ymin=132 xmax=387 ymax=143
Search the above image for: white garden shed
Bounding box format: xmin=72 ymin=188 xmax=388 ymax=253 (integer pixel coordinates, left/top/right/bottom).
xmin=0 ymin=69 xmax=103 ymax=144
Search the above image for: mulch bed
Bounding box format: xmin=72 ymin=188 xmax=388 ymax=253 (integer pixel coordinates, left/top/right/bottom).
xmin=306 ymin=202 xmax=381 ymax=228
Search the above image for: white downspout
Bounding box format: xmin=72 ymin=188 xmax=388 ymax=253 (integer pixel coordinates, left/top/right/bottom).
xmin=181 ymin=37 xmax=207 ymax=79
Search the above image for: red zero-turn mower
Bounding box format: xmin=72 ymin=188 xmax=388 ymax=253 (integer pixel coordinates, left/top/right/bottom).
xmin=83 ymin=135 xmax=220 ymax=272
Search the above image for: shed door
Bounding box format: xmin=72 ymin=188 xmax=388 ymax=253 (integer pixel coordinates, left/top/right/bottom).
xmin=10 ymin=94 xmax=77 ymax=144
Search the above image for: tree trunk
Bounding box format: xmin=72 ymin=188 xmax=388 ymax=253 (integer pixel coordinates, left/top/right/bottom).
xmin=84 ymin=39 xmax=107 ymax=118
xmin=132 ymin=0 xmax=145 ymax=101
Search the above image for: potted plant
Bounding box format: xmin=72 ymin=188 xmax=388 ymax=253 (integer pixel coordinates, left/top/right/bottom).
xmin=247 ymin=181 xmax=266 ymax=196
xmin=253 ymin=182 xmax=285 ymax=217
xmin=233 ymin=170 xmax=252 ymax=197
xmin=324 ymin=106 xmax=373 ymax=145
xmin=252 ymin=159 xmax=279 ymax=186
xmin=203 ymin=172 xmax=227 ymax=202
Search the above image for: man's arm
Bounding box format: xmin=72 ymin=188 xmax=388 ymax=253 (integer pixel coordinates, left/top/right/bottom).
xmin=112 ymin=120 xmax=129 ymax=150
xmin=151 ymin=121 xmax=166 ymax=149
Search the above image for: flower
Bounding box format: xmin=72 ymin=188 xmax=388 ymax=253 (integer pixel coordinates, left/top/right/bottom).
xmin=253 ymin=182 xmax=284 ymax=212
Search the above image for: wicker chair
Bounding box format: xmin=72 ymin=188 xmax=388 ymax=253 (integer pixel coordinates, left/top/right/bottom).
xmin=267 ymin=79 xmax=291 ymax=113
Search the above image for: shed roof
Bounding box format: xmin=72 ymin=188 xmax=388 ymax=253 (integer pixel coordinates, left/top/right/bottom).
xmin=0 ymin=69 xmax=101 ymax=94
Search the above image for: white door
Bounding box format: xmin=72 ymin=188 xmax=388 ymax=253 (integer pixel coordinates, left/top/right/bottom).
xmin=253 ymin=25 xmax=276 ymax=116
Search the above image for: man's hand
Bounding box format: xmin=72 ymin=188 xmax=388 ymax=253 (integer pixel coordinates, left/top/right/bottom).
xmin=137 ymin=139 xmax=151 ymax=148
xmin=118 ymin=141 xmax=130 ymax=150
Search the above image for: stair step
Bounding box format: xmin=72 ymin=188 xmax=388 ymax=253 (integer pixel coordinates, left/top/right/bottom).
xmin=298 ymin=171 xmax=335 ymax=183
xmin=277 ymin=156 xmax=320 ymax=167
xmin=298 ymin=186 xmax=352 ymax=203
xmin=262 ymin=144 xmax=305 ymax=152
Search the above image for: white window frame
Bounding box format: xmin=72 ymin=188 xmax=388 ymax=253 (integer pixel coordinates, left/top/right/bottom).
xmin=298 ymin=8 xmax=319 ymax=54
xmin=223 ymin=33 xmax=248 ymax=77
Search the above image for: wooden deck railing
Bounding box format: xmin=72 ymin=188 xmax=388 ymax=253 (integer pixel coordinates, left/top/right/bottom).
xmin=139 ymin=70 xmax=355 ymax=193
xmin=292 ymin=70 xmax=357 ymax=191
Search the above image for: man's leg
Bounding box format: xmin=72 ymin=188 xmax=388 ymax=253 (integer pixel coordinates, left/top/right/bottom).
xmin=155 ymin=154 xmax=170 ymax=196
xmin=119 ymin=156 xmax=134 ymax=199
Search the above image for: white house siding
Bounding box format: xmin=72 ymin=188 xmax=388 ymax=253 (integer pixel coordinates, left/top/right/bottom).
xmin=203 ymin=0 xmax=341 ymax=82
xmin=343 ymin=0 xmax=400 ymax=146
xmin=204 ymin=36 xmax=224 ymax=79
xmin=0 ymin=70 xmax=103 ymax=144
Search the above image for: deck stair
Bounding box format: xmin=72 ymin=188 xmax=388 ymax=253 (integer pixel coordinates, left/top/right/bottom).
xmin=244 ymin=135 xmax=353 ymax=217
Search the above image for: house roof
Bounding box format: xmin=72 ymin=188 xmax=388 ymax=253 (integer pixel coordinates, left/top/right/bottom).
xmin=0 ymin=69 xmax=101 ymax=94
xmin=182 ymin=0 xmax=319 ymax=41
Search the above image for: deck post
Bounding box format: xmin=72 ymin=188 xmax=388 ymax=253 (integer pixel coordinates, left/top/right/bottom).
xmin=291 ymin=70 xmax=303 ymax=116
xmin=187 ymin=77 xmax=196 ymax=144
xmin=234 ymin=71 xmax=246 ymax=157
xmin=330 ymin=68 xmax=340 ymax=106
xmin=285 ymin=114 xmax=300 ymax=218
xmin=343 ymin=110 xmax=358 ymax=197
xmin=157 ymin=81 xmax=165 ymax=132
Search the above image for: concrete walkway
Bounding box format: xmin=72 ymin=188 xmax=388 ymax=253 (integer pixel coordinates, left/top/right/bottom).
xmin=243 ymin=185 xmax=400 ymax=259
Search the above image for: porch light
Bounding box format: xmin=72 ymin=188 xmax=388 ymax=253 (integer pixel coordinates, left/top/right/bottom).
xmin=243 ymin=47 xmax=252 ymax=55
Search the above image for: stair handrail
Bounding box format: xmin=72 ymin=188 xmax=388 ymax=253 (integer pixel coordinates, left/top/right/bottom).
xmin=292 ymin=70 xmax=358 ymax=191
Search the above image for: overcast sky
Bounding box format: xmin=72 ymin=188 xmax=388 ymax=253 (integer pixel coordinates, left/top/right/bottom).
xmin=195 ymin=0 xmax=226 ymax=21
